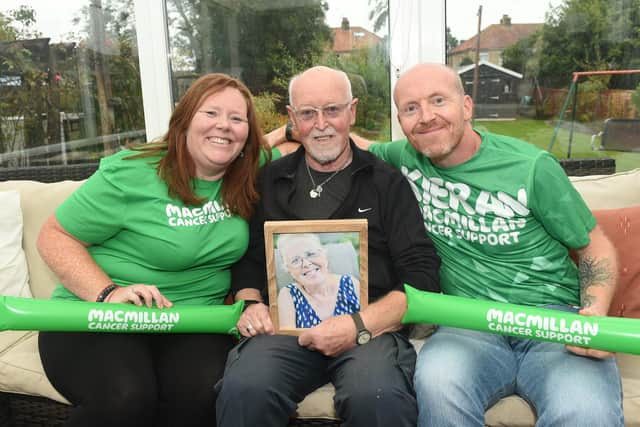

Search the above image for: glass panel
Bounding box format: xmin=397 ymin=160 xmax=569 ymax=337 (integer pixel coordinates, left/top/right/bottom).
xmin=166 ymin=0 xmax=391 ymax=141
xmin=446 ymin=0 xmax=640 ymax=172
xmin=0 ymin=0 xmax=146 ymax=170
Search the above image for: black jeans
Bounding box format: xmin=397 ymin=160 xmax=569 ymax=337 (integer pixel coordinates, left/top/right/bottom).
xmin=39 ymin=331 xmax=234 ymax=427
xmin=215 ymin=332 xmax=417 ymax=427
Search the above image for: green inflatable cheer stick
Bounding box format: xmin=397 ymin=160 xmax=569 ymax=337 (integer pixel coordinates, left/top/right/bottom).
xmin=402 ymin=285 xmax=640 ymax=355
xmin=0 ymin=296 xmax=243 ymax=335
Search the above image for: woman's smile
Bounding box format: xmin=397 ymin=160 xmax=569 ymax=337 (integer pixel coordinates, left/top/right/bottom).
xmin=302 ymin=264 xmax=321 ymax=278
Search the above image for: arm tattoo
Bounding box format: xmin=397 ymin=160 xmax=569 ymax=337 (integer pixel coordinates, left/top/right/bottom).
xmin=578 ymin=256 xmax=613 ymax=308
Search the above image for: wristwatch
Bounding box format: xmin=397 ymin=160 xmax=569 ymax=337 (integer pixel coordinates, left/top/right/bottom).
xmin=350 ymin=312 xmax=372 ymax=345
xmin=285 ymin=122 xmax=295 ymax=141
xmin=241 ymin=299 xmax=261 ymax=312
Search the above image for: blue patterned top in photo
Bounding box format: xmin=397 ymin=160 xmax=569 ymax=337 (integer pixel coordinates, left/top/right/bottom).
xmin=286 ymin=275 xmax=360 ymax=328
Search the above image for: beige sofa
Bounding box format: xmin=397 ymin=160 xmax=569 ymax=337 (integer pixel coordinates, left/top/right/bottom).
xmin=1 ymin=168 xmax=639 ymax=426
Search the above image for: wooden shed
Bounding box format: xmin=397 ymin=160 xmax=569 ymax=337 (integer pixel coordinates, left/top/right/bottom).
xmin=458 ymin=60 xmax=523 ymax=119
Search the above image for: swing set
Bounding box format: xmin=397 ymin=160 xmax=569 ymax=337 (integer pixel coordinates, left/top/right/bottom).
xmin=547 ymin=69 xmax=640 ymax=157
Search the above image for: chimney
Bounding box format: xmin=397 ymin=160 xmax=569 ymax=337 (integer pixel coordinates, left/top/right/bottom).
xmin=341 ymin=17 xmax=350 ymax=30
xmin=500 ymin=14 xmax=511 ymax=25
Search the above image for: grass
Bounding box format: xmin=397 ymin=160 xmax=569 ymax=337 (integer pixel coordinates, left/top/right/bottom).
xmin=474 ymin=118 xmax=640 ymax=173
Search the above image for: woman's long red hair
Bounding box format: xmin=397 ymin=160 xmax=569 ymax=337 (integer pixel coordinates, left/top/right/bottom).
xmin=129 ymin=73 xmax=270 ymax=220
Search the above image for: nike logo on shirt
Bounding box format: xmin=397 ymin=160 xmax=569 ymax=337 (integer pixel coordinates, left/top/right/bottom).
xmin=358 ymin=208 xmax=372 ymax=213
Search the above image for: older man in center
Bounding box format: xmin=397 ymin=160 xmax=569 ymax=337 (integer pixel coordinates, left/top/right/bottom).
xmin=215 ymin=66 xmax=440 ymax=427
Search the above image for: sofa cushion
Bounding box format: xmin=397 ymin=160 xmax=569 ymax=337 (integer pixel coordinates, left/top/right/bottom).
xmin=618 ymin=352 xmax=640 ymax=427
xmin=1 ymin=171 xmax=639 ymax=426
xmin=594 ymin=206 xmax=640 ymax=318
xmin=0 ymin=191 xmax=31 ymax=298
xmin=0 ymin=180 xmax=84 ymax=299
xmin=570 ymin=168 xmax=640 ymax=209
xmin=0 ymin=180 xmax=82 ymax=406
xmin=0 ymin=330 xmax=67 ymax=403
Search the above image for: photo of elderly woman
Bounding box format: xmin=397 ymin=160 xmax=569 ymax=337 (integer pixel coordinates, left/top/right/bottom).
xmin=275 ymin=233 xmax=361 ymax=329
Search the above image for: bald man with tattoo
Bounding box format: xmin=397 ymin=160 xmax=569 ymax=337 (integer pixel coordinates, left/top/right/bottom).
xmin=354 ymin=63 xmax=624 ymax=426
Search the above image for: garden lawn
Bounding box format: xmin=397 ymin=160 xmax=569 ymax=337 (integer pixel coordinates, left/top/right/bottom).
xmin=474 ymin=118 xmax=640 ymax=173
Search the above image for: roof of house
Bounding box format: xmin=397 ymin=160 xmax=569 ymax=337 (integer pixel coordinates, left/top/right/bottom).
xmin=331 ymin=23 xmax=381 ymax=52
xmin=457 ymin=60 xmax=523 ymax=79
xmin=451 ymin=22 xmax=542 ymax=54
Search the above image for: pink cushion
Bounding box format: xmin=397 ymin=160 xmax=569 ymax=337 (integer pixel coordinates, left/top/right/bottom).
xmin=592 ymin=206 xmax=640 ymax=318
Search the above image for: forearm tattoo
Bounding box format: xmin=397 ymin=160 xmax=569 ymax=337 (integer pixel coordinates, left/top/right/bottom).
xmin=579 ymin=256 xmax=613 ymax=308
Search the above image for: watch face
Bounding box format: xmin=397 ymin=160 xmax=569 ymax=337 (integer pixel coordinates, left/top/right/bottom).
xmin=357 ymin=330 xmax=372 ymax=345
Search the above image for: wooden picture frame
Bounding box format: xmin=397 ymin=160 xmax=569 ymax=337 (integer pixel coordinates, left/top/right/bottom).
xmin=264 ymin=219 xmax=368 ymax=335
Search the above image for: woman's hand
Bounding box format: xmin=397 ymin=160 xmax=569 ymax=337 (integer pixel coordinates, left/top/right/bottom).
xmin=238 ymin=303 xmax=274 ymax=337
xmin=105 ymin=284 xmax=173 ymax=309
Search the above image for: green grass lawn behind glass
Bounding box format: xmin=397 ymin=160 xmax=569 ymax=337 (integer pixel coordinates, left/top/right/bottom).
xmin=474 ymin=118 xmax=639 ymax=173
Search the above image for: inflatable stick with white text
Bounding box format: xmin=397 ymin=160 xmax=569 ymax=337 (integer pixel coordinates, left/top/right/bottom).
xmin=0 ymin=296 xmax=242 ymax=335
xmin=402 ymin=285 xmax=640 ymax=355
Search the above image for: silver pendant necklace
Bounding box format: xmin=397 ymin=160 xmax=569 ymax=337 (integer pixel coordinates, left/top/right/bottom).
xmin=305 ymin=157 xmax=350 ymax=199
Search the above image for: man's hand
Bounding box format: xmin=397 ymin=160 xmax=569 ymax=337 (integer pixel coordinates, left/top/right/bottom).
xmin=298 ymin=315 xmax=357 ymax=356
xmin=565 ymin=307 xmax=614 ymax=359
xmin=237 ymin=303 xmax=275 ymax=337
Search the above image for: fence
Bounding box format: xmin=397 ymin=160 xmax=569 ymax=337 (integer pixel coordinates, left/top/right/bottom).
xmin=539 ymin=88 xmax=638 ymax=120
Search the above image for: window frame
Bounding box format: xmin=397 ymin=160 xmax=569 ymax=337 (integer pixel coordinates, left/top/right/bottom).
xmin=134 ymin=0 xmax=174 ymax=142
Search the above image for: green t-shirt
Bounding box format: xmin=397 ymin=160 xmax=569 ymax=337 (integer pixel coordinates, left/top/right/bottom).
xmin=370 ymin=130 xmax=595 ymax=307
xmin=52 ymin=148 xmax=279 ymax=305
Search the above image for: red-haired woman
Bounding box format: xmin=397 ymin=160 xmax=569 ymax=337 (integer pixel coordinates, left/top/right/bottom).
xmin=37 ymin=73 xmax=274 ymax=427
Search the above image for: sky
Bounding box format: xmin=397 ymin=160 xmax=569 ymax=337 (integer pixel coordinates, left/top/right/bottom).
xmin=323 ymin=1 xmax=563 ymax=40
xmin=1 ymin=0 xmax=82 ymax=42
xmin=2 ymin=0 xmax=561 ymax=43
xmin=445 ymin=0 xmax=561 ymax=41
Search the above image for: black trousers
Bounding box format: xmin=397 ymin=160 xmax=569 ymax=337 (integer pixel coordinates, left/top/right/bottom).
xmin=215 ymin=333 xmax=417 ymax=427
xmin=39 ymin=331 xmax=234 ymax=427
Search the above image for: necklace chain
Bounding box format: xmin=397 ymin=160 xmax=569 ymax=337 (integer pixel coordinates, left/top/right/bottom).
xmin=305 ymin=156 xmax=351 ymax=198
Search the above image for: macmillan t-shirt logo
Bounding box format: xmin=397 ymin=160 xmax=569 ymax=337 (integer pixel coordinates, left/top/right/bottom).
xmin=402 ymin=166 xmax=530 ymax=247
xmin=165 ymin=200 xmax=231 ymax=227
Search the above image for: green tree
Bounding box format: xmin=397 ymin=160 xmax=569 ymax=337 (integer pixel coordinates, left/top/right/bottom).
xmin=460 ymin=56 xmax=474 ymax=66
xmin=1 ymin=6 xmax=41 ymax=39
xmin=72 ymin=0 xmax=145 ymax=139
xmin=0 ymin=12 xmax=17 ymax=40
xmin=368 ymin=0 xmax=388 ymax=33
xmin=1 ymin=0 xmax=145 ymax=166
xmin=321 ymin=40 xmax=391 ymax=139
xmin=576 ymin=76 xmax=610 ymax=122
xmin=168 ymin=0 xmax=332 ymax=107
xmin=0 ymin=6 xmax=48 ymax=164
xmin=239 ymin=1 xmax=331 ymax=99
xmin=446 ymin=26 xmax=459 ymax=53
xmin=535 ymin=0 xmax=640 ymax=87
xmin=497 ymin=0 xmax=640 ymax=120
xmin=632 ymin=82 xmax=640 ymax=114
xmin=502 ymin=36 xmax=536 ymax=75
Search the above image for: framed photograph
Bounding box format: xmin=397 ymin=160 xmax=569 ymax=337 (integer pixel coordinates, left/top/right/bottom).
xmin=264 ymin=219 xmax=368 ymax=335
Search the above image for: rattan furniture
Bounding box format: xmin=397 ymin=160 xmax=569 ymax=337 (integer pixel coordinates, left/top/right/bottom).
xmin=0 ymin=157 xmax=616 ymax=184
xmin=0 ymin=163 xmax=99 ymax=183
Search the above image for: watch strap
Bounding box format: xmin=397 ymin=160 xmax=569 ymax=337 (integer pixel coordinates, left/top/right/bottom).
xmin=241 ymin=299 xmax=261 ymax=312
xmin=350 ymin=312 xmax=366 ymax=331
xmin=351 ymin=312 xmax=372 ymax=345
xmin=285 ymin=122 xmax=294 ymax=141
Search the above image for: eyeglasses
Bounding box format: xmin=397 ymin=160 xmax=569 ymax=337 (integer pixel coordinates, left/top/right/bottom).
xmin=291 ymin=101 xmax=352 ymax=122
xmin=287 ymin=249 xmax=323 ymax=269
xmin=198 ymin=110 xmax=248 ymax=125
